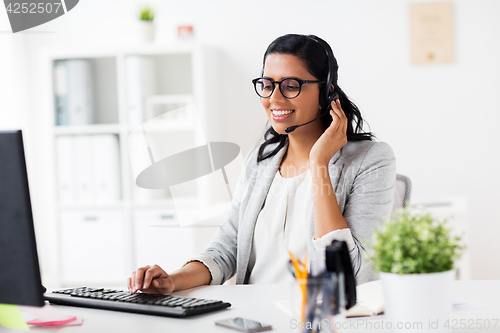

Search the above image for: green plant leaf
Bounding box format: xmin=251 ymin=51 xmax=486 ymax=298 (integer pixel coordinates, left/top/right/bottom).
xmin=368 ymin=208 xmax=465 ymax=274
xmin=139 ymin=6 xmax=155 ymax=22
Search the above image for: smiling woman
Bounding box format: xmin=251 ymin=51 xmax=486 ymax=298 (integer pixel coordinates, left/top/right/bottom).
xmin=259 ymin=54 xmax=324 ymax=136
xmin=128 ymin=34 xmax=396 ymax=294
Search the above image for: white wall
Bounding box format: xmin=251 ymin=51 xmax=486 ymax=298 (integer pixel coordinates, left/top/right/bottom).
xmin=2 ymin=0 xmax=499 ymax=280
xmin=0 ymin=12 xmax=29 ymax=130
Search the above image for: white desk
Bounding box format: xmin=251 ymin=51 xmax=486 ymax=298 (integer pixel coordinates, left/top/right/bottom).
xmin=1 ymin=281 xmax=499 ymax=333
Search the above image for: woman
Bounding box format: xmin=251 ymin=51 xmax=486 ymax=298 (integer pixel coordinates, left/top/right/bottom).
xmin=128 ymin=34 xmax=396 ymax=294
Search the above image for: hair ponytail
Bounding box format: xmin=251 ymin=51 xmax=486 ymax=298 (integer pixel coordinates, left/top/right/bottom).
xmin=334 ymin=85 xmax=373 ymax=141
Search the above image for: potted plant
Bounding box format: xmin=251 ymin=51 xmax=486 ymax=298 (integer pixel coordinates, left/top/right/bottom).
xmin=138 ymin=5 xmax=156 ymax=42
xmin=369 ymin=209 xmax=464 ymax=332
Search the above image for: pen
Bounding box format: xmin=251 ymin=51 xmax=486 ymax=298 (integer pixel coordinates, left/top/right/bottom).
xmin=288 ymin=251 xmax=308 ymax=323
xmin=288 ymin=260 xmax=296 ymax=278
xmin=288 ymin=251 xmax=307 ymax=279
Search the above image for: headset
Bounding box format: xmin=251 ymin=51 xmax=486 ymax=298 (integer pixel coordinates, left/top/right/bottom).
xmin=285 ymin=36 xmax=339 ymax=133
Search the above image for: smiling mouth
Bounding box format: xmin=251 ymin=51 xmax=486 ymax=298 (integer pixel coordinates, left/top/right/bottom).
xmin=271 ymin=109 xmax=295 ymax=116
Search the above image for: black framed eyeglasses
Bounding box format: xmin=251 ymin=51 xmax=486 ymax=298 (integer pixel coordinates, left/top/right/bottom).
xmin=252 ymin=77 xmax=325 ymax=99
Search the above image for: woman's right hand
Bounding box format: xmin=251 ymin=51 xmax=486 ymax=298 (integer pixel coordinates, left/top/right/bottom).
xmin=127 ymin=264 xmax=175 ymax=294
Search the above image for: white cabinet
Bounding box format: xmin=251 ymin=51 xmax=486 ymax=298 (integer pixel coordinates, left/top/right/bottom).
xmin=133 ymin=208 xmax=191 ymax=272
xmin=42 ymin=44 xmax=224 ymax=286
xmin=59 ymin=210 xmax=126 ymax=285
xmin=132 ymin=208 xmax=219 ymax=273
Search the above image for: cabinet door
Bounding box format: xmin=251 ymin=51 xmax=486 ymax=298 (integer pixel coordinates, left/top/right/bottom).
xmin=132 ymin=209 xmax=218 ymax=273
xmin=59 ymin=210 xmax=126 ymax=285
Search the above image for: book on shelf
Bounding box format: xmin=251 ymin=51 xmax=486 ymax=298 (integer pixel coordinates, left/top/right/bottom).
xmin=53 ymin=59 xmax=95 ymax=126
xmin=55 ymin=135 xmax=75 ymax=204
xmin=125 ymin=56 xmax=157 ymax=126
xmin=74 ymin=135 xmax=93 ymax=203
xmin=91 ymin=135 xmax=121 ymax=202
xmin=56 ymin=135 xmax=120 ymax=204
xmin=54 ymin=60 xmax=69 ymax=126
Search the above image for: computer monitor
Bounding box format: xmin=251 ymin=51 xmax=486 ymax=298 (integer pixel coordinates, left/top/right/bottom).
xmin=0 ymin=130 xmax=44 ymax=306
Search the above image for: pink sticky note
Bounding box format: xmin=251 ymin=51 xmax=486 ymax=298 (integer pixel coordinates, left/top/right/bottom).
xmin=27 ymin=315 xmax=76 ymax=326
xmin=20 ymin=304 xmax=83 ymax=327
xmin=29 ymin=316 xmax=83 ymax=327
xmin=63 ymin=316 xmax=84 ymax=326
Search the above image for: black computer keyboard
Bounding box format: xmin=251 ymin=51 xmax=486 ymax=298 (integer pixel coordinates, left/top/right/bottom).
xmin=44 ymin=287 xmax=231 ymax=318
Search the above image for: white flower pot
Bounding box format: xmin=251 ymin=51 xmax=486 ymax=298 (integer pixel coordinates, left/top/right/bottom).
xmin=380 ymin=270 xmax=454 ymax=333
xmin=138 ymin=21 xmax=156 ymax=42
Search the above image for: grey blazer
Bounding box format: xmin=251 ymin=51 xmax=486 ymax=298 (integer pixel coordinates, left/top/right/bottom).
xmin=191 ymin=140 xmax=396 ymax=285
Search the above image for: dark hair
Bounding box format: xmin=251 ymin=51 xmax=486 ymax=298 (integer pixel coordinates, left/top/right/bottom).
xmin=257 ymin=34 xmax=373 ymax=162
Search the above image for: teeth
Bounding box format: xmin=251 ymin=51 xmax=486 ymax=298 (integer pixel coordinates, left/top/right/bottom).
xmin=272 ymin=110 xmax=294 ymax=116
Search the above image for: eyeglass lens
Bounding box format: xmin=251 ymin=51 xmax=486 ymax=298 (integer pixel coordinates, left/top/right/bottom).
xmin=255 ymin=78 xmax=301 ymax=98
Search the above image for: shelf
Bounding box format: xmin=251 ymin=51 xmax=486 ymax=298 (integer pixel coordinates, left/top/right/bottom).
xmin=129 ymin=121 xmax=196 ymax=134
xmin=54 ymin=124 xmax=122 ymax=135
xmin=129 ymin=200 xmax=176 ymax=209
xmin=58 ymin=202 xmax=125 ymax=211
xmin=44 ymin=42 xmax=200 ymax=60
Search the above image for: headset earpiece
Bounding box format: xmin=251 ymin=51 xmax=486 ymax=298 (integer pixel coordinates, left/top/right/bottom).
xmin=330 ymin=91 xmax=339 ymax=103
xmin=307 ymin=35 xmax=337 ymax=110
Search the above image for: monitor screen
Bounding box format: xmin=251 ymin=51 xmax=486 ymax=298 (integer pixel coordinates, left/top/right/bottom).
xmin=0 ymin=130 xmax=44 ymax=306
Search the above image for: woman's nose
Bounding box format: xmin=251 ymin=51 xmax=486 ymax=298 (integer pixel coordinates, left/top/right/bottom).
xmin=269 ymin=84 xmax=287 ymax=103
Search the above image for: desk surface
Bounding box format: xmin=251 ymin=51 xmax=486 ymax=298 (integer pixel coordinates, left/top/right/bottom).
xmin=1 ymin=281 xmax=499 ymax=333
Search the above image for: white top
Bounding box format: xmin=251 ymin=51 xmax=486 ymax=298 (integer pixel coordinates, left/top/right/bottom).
xmin=247 ymin=170 xmax=356 ymax=284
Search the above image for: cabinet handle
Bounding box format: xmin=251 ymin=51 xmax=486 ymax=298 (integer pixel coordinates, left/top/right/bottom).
xmin=160 ymin=215 xmax=174 ymax=220
xmin=84 ymin=216 xmax=98 ymax=222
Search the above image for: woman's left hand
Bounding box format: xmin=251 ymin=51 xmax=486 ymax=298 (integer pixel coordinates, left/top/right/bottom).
xmin=309 ymin=99 xmax=348 ymax=166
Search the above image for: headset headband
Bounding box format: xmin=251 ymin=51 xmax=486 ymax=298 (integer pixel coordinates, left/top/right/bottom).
xmin=306 ymin=35 xmax=334 ymax=103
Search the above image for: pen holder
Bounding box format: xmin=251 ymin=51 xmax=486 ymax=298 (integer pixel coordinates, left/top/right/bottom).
xmin=294 ymin=273 xmax=345 ymax=333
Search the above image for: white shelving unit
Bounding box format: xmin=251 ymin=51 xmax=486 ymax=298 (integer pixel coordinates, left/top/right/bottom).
xmin=37 ymin=43 xmax=224 ymax=286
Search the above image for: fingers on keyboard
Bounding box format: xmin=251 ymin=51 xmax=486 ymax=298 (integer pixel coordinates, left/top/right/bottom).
xmin=143 ymin=265 xmax=164 ymax=290
xmin=133 ymin=265 xmax=151 ymax=293
xmin=130 ymin=271 xmax=137 ymax=292
xmin=153 ymin=276 xmax=174 ymax=295
xmin=127 ymin=277 xmax=132 ymax=293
